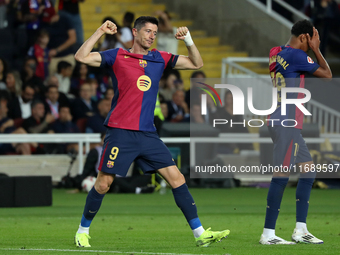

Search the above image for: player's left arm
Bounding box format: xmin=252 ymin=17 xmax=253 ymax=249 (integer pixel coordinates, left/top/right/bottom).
xmin=173 ymin=27 xmax=203 ymax=70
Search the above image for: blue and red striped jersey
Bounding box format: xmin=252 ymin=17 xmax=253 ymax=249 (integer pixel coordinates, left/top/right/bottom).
xmin=268 ymin=45 xmax=319 ymax=129
xmin=100 ymin=48 xmax=178 ymax=131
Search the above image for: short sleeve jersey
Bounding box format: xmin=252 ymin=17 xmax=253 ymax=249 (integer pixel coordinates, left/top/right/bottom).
xmin=268 ymin=46 xmax=319 ymax=129
xmin=100 ymin=48 xmax=178 ymax=131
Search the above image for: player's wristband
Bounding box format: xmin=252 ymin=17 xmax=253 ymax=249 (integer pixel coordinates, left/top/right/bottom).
xmin=183 ymin=31 xmax=194 ymax=47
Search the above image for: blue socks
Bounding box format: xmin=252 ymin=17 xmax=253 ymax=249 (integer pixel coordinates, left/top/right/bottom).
xmin=264 ymin=177 xmax=289 ymax=229
xmin=296 ymin=171 xmax=316 ymax=223
xmin=172 ymin=183 xmax=202 ymax=230
xmin=80 ymin=184 xmax=202 ymax=231
xmin=80 ymin=187 xmax=105 ymax=227
xmin=264 ymin=170 xmax=316 ymax=230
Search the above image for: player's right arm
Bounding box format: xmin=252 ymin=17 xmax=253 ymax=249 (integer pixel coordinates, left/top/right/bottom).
xmin=74 ymin=21 xmax=117 ymax=67
xmin=307 ymin=27 xmax=332 ymax=79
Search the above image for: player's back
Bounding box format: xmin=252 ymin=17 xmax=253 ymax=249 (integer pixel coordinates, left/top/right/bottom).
xmin=269 ymin=45 xmax=317 ymax=79
xmin=268 ymin=45 xmax=319 ymax=129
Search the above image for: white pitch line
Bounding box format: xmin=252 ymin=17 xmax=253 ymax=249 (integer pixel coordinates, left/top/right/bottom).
xmin=0 ymin=248 xmax=227 ymax=255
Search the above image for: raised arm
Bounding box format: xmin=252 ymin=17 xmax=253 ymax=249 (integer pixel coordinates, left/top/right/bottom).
xmin=173 ymin=27 xmax=203 ymax=70
xmin=75 ymin=21 xmax=117 ymax=67
xmin=307 ymin=27 xmax=332 ymax=79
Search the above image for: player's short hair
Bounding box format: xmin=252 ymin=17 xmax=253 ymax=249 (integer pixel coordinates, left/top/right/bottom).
xmin=291 ymin=20 xmax=313 ymax=38
xmin=124 ymin=12 xmax=135 ymax=24
xmin=133 ymin=16 xmax=158 ymax=31
xmin=57 ymin=61 xmax=72 ymax=73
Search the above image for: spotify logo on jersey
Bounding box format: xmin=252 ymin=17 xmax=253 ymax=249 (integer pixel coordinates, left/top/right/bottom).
xmin=137 ymin=75 xmax=152 ymax=92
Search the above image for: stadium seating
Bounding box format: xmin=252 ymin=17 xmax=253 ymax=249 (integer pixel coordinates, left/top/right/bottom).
xmin=79 ymin=0 xmax=268 ymax=89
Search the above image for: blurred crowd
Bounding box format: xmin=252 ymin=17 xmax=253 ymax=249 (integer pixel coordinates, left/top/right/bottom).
xmin=0 ymin=1 xmax=253 ymax=156
xmin=259 ymin=0 xmax=340 ymax=56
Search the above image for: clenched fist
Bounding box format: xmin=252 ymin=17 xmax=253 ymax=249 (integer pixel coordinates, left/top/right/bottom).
xmin=99 ymin=21 xmax=118 ymax=35
xmin=175 ymin=27 xmax=189 ymax=40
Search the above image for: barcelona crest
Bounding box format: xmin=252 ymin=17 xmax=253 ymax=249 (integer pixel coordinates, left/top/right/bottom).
xmin=107 ymin=160 xmax=114 ymax=168
xmin=139 ymin=59 xmax=147 ymax=68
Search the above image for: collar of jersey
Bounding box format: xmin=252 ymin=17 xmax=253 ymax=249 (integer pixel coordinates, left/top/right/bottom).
xmin=284 ymin=45 xmax=293 ymax=49
xmin=127 ymin=49 xmax=152 ymax=56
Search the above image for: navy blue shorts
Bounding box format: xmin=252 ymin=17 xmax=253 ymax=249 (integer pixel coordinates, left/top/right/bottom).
xmin=268 ymin=126 xmax=312 ymax=170
xmin=98 ymin=128 xmax=176 ymax=176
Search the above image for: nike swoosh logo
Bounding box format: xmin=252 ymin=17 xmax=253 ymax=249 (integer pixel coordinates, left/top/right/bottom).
xmin=124 ymin=55 xmax=130 ymax=58
xmin=204 ymin=235 xmax=213 ymax=239
xmin=192 ymin=203 xmax=195 ymax=205
xmin=89 ymin=210 xmax=97 ymax=213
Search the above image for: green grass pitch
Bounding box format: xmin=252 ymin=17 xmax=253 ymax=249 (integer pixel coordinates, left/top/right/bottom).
xmin=0 ymin=187 xmax=339 ymax=255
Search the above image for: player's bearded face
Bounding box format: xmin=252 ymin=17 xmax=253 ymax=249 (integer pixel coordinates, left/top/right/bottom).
xmin=136 ymin=23 xmax=158 ymax=49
